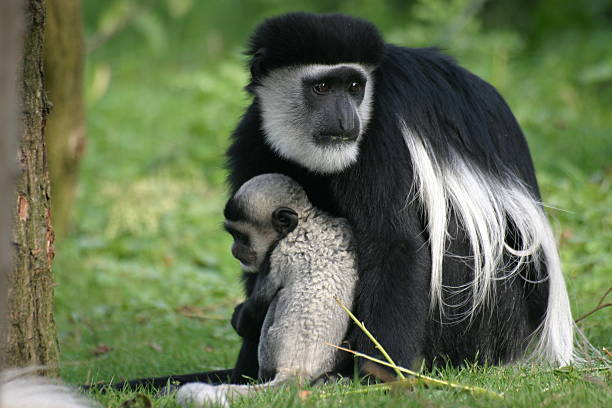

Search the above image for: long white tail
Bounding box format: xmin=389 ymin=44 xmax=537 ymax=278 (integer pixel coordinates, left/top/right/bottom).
xmin=402 ymin=125 xmax=575 ymax=366
xmin=0 ymin=369 xmax=95 ymax=408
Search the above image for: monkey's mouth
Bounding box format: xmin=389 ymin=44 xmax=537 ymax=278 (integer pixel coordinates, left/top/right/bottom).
xmin=313 ymin=133 xmax=358 ymax=146
xmin=235 ymin=255 xmax=256 ymax=267
xmin=235 ymin=252 xmax=258 ymax=271
xmin=239 ymin=262 xmax=258 ymax=273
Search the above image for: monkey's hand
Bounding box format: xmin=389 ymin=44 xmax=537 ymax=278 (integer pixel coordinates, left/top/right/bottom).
xmin=231 ymin=301 xmax=265 ymax=341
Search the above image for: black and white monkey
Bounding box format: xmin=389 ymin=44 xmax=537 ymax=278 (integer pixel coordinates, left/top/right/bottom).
xmin=176 ymin=173 xmax=357 ymax=407
xmin=223 ymin=11 xmax=575 ymax=380
xmin=107 ymin=12 xmax=577 ymax=391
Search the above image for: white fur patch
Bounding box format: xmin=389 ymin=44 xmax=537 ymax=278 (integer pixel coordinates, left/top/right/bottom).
xmin=401 ymin=124 xmax=575 ymax=366
xmin=254 ymin=64 xmax=375 ymax=174
xmin=177 ymin=381 xmax=277 ymax=408
xmin=0 ymin=369 xmax=96 ymax=408
xmin=177 ymin=383 xmax=230 ymax=407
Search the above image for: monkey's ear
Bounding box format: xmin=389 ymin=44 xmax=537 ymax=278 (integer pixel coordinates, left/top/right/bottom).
xmin=272 ymin=207 xmax=298 ymax=236
xmin=250 ymin=48 xmax=267 ymax=79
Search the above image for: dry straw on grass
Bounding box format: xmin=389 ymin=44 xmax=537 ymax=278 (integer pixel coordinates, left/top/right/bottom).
xmin=322 ymin=298 xmax=505 ymax=400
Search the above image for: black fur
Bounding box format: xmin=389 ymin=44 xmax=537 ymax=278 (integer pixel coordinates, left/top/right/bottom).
xmin=246 ymin=12 xmax=384 ymax=89
xmin=223 ymin=195 xmax=247 ymax=222
xmin=228 ymin=12 xmax=549 ymax=376
xmin=82 ymin=370 xmax=235 ymax=391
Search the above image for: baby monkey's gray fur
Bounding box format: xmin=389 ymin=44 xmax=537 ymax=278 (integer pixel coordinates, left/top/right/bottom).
xmin=177 ymin=174 xmax=357 ymax=407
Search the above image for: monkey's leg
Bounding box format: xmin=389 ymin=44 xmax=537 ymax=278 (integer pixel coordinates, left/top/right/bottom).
xmin=230 ymin=338 xmax=260 ymax=383
xmin=348 ymin=231 xmax=431 ymax=373
xmin=83 ymin=337 xmax=262 ymax=391
xmin=177 ymin=376 xmax=288 ymax=407
xmin=82 ymin=369 xmax=234 ymax=392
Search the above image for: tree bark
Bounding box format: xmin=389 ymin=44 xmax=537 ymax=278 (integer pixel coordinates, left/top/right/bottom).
xmin=44 ymin=0 xmax=86 ymax=239
xmin=5 ymin=0 xmax=60 ymax=375
xmin=0 ymin=0 xmax=25 ymax=370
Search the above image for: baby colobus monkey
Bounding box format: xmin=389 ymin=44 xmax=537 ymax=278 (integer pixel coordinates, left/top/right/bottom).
xmin=176 ymin=173 xmax=358 ymax=407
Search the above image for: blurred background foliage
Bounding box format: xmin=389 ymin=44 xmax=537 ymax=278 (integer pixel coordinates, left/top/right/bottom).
xmin=54 ymin=0 xmax=611 ymax=387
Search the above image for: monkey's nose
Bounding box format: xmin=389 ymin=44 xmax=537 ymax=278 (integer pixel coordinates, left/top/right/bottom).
xmin=337 ymin=114 xmax=359 ymax=141
xmin=336 ymin=97 xmax=357 ymax=133
xmin=338 ymin=118 xmax=347 ymax=131
xmin=338 ymin=111 xmax=356 ymax=132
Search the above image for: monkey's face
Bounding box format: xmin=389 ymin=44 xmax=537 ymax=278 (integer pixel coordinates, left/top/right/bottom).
xmin=254 ymin=64 xmax=374 ymax=174
xmin=224 ymin=220 xmax=279 ymax=273
xmin=224 ymin=206 xmax=299 ymax=273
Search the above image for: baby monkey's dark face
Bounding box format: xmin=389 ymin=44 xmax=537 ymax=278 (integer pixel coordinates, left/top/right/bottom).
xmin=224 ymin=206 xmax=298 ymax=273
xmin=224 ymin=220 xmax=275 ymax=273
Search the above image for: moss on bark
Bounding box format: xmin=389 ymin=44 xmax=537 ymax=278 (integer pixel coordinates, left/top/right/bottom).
xmin=6 ymin=0 xmax=60 ymax=375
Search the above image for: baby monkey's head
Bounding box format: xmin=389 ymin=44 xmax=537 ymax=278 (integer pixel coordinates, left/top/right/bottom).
xmin=223 ymin=174 xmax=312 ymax=272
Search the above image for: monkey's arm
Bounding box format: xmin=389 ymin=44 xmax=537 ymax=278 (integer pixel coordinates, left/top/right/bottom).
xmin=232 ymin=267 xmax=282 ymax=340
xmin=231 ymin=302 xmax=265 ymax=340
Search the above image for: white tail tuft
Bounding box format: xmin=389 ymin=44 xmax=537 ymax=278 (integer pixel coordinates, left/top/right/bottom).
xmin=402 ymin=124 xmax=575 ymax=366
xmin=0 ymin=369 xmax=96 ymax=408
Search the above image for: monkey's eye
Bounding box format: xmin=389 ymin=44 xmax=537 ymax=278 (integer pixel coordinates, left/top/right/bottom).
xmin=232 ymin=231 xmax=249 ymax=244
xmin=225 ymin=226 xmax=249 ymax=244
xmin=313 ymin=82 xmax=330 ymax=94
xmin=348 ymin=82 xmax=362 ymax=94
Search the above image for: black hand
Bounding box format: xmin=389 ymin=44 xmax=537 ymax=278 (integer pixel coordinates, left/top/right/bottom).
xmin=231 ymin=302 xmax=245 ymax=333
xmin=231 ymin=301 xmax=266 ymax=340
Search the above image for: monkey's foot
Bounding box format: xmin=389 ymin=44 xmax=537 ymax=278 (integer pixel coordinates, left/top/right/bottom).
xmin=176 ymin=383 xmax=229 ymax=408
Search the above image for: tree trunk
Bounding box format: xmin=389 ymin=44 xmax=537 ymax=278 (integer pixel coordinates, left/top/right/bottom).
xmin=0 ymin=0 xmax=25 ymax=370
xmin=5 ymin=0 xmax=60 ymax=375
xmin=44 ymin=0 xmax=86 ymax=239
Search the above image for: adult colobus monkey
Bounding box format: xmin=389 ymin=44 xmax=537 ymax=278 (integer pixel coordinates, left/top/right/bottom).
xmin=102 ymin=12 xmax=576 ymax=391
xmin=225 ymin=11 xmax=575 ymax=380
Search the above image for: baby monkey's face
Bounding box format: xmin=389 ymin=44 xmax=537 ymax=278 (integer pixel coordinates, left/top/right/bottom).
xmin=224 ymin=220 xmax=279 ymax=273
xmin=224 ymin=206 xmax=299 ymax=273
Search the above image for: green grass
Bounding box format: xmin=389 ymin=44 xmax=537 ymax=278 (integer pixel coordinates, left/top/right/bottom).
xmin=54 ymin=1 xmax=610 ymax=407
